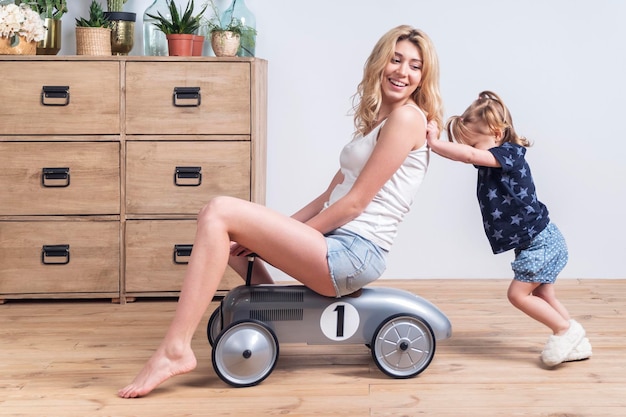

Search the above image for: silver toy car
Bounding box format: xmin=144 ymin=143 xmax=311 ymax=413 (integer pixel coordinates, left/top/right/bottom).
xmin=207 ymin=259 xmax=452 ymax=387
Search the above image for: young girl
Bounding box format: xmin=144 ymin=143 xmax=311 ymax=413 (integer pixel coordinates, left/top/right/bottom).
xmin=426 ymin=91 xmax=591 ymax=367
xmin=119 ymin=25 xmax=443 ymax=398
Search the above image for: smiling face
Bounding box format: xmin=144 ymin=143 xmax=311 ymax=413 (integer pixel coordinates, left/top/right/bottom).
xmin=381 ymin=39 xmax=423 ymax=105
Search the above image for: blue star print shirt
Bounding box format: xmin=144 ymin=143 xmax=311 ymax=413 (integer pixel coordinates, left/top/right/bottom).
xmin=476 ymin=142 xmax=550 ymax=254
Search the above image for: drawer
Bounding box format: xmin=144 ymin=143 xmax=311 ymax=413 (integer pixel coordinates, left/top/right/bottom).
xmin=126 ymin=141 xmax=250 ymax=215
xmin=0 ymin=142 xmax=120 ymax=215
xmin=0 ymin=61 xmax=120 ymax=135
xmin=125 ymin=220 xmax=241 ymax=293
xmin=0 ymin=220 xmax=120 ymax=295
xmin=125 ymin=62 xmax=250 ymax=135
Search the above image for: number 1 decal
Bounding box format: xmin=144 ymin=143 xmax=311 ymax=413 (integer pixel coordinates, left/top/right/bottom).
xmin=320 ymin=302 xmax=359 ymax=341
xmin=334 ymin=305 xmax=345 ymax=337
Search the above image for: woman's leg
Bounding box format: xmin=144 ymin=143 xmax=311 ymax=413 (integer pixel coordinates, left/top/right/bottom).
xmin=507 ymin=280 xmax=570 ymax=334
xmin=227 ymin=255 xmax=274 ymax=285
xmin=119 ymin=196 xmax=335 ymax=398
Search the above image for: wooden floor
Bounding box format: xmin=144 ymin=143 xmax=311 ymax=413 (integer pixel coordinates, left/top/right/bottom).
xmin=0 ymin=279 xmax=623 ymax=417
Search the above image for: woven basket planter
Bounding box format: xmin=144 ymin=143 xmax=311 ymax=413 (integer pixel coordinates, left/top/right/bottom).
xmin=76 ymin=27 xmax=112 ymax=56
xmin=0 ymin=35 xmax=36 ymax=55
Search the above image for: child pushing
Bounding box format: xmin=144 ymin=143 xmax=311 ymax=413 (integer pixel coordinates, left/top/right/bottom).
xmin=427 ymin=91 xmax=591 ymax=367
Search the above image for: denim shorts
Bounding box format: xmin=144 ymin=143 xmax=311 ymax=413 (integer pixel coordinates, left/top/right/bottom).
xmin=511 ymin=223 xmax=568 ymax=284
xmin=325 ymin=228 xmax=388 ymax=297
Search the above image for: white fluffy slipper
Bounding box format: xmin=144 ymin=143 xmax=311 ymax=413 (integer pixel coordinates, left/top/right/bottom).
xmin=541 ymin=319 xmax=586 ymax=366
xmin=565 ymin=337 xmax=592 ymax=362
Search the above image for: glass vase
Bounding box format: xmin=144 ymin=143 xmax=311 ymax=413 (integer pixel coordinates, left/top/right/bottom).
xmin=221 ymin=0 xmax=256 ymax=57
xmin=142 ymin=0 xmax=169 ymax=56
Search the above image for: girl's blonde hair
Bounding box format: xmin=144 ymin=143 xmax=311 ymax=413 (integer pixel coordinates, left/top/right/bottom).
xmin=446 ymin=91 xmax=531 ymax=147
xmin=352 ymin=25 xmax=443 ymax=137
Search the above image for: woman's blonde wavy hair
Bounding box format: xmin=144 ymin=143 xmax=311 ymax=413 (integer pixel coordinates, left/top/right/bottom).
xmin=352 ymin=25 xmax=443 ymax=137
xmin=446 ymin=91 xmax=531 ymax=147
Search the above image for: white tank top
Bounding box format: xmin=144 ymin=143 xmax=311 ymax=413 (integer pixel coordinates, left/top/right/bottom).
xmin=325 ymin=105 xmax=429 ymax=250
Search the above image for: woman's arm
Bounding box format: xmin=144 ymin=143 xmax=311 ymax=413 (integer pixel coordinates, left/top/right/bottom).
xmin=290 ymin=169 xmax=344 ymax=223
xmin=306 ymin=106 xmax=424 ymax=234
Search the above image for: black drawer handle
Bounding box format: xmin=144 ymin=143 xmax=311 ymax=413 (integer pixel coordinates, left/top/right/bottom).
xmin=174 ymin=166 xmax=202 ymax=187
xmin=42 ymin=167 xmax=70 ymax=188
xmin=173 ymin=244 xmax=193 ymax=264
xmin=41 ymin=86 xmax=70 ymax=106
xmin=173 ymin=87 xmax=201 ymax=107
xmin=41 ymin=244 xmax=70 ymax=265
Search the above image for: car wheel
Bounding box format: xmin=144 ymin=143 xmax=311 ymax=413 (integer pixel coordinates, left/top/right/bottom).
xmin=212 ymin=319 xmax=279 ymax=387
xmin=207 ymin=306 xmax=222 ymax=347
xmin=371 ymin=313 xmax=436 ymax=378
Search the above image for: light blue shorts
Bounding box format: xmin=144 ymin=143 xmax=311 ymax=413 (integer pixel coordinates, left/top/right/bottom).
xmin=511 ymin=223 xmax=568 ymax=284
xmin=325 ymin=228 xmax=388 ymax=297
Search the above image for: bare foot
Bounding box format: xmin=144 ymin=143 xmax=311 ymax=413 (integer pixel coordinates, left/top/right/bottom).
xmin=118 ymin=345 xmax=197 ymax=398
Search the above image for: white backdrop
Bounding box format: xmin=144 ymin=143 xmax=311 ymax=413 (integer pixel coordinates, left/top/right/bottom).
xmin=60 ymin=0 xmax=625 ymax=280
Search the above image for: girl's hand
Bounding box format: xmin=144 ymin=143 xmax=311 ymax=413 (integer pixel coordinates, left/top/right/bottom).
xmin=426 ymin=120 xmax=440 ymax=143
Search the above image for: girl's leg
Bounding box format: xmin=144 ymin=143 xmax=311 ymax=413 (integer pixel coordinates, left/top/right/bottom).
xmin=119 ymin=197 xmax=335 ymax=398
xmin=507 ymin=280 xmax=570 ymax=335
xmin=508 ymin=280 xmax=587 ymax=366
xmin=532 ymin=283 xmax=570 ymax=322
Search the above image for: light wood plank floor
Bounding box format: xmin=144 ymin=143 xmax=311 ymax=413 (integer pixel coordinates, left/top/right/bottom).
xmin=1 ymin=279 xmax=623 ymax=417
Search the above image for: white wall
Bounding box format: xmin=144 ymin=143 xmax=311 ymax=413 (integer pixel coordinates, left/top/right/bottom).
xmin=61 ymin=0 xmax=625 ymax=280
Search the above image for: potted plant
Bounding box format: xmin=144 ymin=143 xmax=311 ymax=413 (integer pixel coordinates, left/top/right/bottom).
xmin=0 ymin=2 xmax=45 ymax=55
xmin=105 ymin=0 xmax=136 ymax=55
xmin=146 ymin=0 xmax=206 ymax=56
xmin=205 ymin=0 xmax=256 ymax=57
xmin=75 ymin=0 xmax=111 ymax=56
xmin=24 ymin=0 xmax=67 ymax=54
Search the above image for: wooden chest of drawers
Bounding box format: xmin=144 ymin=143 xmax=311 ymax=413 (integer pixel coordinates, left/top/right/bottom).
xmin=0 ymin=56 xmax=267 ymax=303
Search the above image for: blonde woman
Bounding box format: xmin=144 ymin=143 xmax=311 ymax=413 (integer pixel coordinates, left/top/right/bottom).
xmin=119 ymin=25 xmax=443 ymax=398
xmin=426 ymin=91 xmax=591 ymax=367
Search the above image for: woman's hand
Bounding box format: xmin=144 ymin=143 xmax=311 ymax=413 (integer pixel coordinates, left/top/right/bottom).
xmin=230 ymin=241 xmax=253 ymax=257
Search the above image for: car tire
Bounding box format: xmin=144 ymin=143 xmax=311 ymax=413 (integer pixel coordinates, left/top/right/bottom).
xmin=370 ymin=313 xmax=436 ymax=378
xmin=212 ymin=319 xmax=279 ymax=387
xmin=207 ymin=306 xmax=222 ymax=347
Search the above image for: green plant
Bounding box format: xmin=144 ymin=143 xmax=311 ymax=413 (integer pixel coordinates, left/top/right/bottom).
xmin=205 ymin=0 xmax=256 ymax=54
xmin=146 ymin=0 xmax=207 ymax=35
xmin=106 ymin=0 xmax=126 ymax=12
xmin=14 ymin=0 xmax=67 ymax=19
xmin=75 ymin=0 xmax=109 ymax=28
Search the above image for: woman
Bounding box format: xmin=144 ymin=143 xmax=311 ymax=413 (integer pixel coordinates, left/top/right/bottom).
xmin=119 ymin=24 xmax=443 ymax=398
